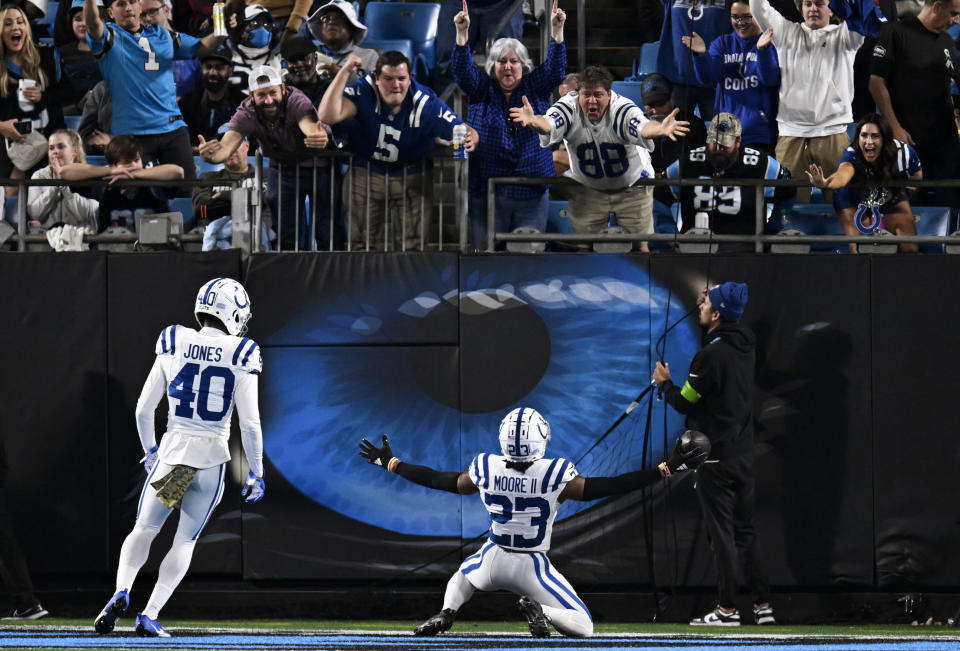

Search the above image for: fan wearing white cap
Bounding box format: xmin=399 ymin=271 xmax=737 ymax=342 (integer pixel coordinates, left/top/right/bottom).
xmin=305 ymin=0 xmax=378 ymax=83
xmin=198 ymin=65 xmax=340 ymax=251
xmin=81 ymin=0 xmax=228 ymax=193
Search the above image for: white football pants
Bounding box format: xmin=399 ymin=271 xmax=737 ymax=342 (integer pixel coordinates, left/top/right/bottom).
xmin=114 ymin=461 xmax=225 ymax=619
xmin=443 ymin=540 xmax=593 ymax=637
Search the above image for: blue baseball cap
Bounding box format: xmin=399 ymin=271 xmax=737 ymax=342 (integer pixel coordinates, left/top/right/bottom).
xmin=708 ymin=282 xmax=748 ymax=322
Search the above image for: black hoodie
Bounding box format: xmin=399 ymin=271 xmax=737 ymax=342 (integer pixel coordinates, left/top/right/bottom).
xmin=660 ymin=321 xmax=755 ymax=461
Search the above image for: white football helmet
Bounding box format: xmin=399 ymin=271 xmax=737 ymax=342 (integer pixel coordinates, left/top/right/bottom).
xmin=195 ymin=277 xmax=252 ymax=336
xmin=498 ymin=407 xmax=551 ymax=462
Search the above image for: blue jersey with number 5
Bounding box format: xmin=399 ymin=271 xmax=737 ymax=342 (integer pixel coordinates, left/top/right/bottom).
xmin=469 ymin=453 xmax=578 ymax=552
xmin=341 ymin=74 xmax=461 ymax=173
xmin=155 ymin=325 xmax=261 ymax=438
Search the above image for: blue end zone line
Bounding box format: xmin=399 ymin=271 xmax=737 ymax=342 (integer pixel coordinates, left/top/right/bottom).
xmin=4 ymin=638 xmax=960 ymax=651
xmin=4 ymin=630 xmax=960 ymax=651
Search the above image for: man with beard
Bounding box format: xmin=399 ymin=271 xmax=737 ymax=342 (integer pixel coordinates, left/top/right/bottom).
xmin=198 ymin=65 xmax=341 ymax=251
xmin=280 ymin=36 xmax=330 ymax=105
xmin=653 ymin=282 xmax=775 ymax=627
xmin=665 ymin=112 xmax=793 ymax=250
xmin=180 ymin=43 xmax=245 ymax=151
xmin=510 ymin=65 xmax=689 ymax=252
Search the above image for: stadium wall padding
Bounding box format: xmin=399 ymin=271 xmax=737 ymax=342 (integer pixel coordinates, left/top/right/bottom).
xmin=0 ymin=252 xmax=953 ymax=592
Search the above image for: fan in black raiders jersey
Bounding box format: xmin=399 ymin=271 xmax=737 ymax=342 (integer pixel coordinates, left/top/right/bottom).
xmin=665 ymin=112 xmax=795 ymax=250
xmin=359 ymin=408 xmax=710 ymax=638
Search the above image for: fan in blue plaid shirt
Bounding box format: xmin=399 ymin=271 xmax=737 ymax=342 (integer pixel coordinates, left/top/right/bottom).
xmin=451 ymin=0 xmax=567 ymax=250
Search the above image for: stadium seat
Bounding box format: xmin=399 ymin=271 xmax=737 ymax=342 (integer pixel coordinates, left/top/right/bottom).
xmin=845 ymin=121 xmax=857 ymax=143
xmin=168 ymin=197 xmax=196 ymax=232
xmin=784 ymin=203 xmax=846 ymax=252
xmin=196 ymin=157 xmax=224 ymax=175
xmin=363 ymin=2 xmax=440 ymax=78
xmin=627 ymin=41 xmax=659 ymax=81
xmin=38 ymin=0 xmax=57 ymax=24
xmin=611 ymin=81 xmax=645 ymax=106
xmin=362 ymin=38 xmax=414 ymax=63
xmin=546 ymin=200 xmax=571 ymax=233
xmin=913 ymin=205 xmax=952 ymax=254
xmin=648 ymin=199 xmax=678 ymax=251
xmin=64 ymin=115 xmax=82 ymax=131
xmin=4 ymin=195 xmax=18 ymax=224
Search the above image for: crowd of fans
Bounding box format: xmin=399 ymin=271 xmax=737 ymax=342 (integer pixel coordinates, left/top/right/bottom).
xmin=0 ymin=0 xmax=958 ymax=252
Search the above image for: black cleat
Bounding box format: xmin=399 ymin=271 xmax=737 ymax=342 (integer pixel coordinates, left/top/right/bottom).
xmin=2 ymin=604 xmax=49 ymax=620
xmin=414 ymin=608 xmax=456 ymax=636
xmin=94 ymin=589 xmax=129 ymax=634
xmin=518 ymin=596 xmax=550 ymax=637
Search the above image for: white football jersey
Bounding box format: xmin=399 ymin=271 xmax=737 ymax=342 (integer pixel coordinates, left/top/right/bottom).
xmin=541 ymin=91 xmax=655 ymax=191
xmin=469 ymin=453 xmax=578 ymax=553
xmin=154 ymin=324 xmax=261 ymax=437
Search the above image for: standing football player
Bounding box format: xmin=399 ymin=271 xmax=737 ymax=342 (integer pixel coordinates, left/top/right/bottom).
xmin=93 ymin=278 xmax=266 ymax=638
xmin=358 ymin=407 xmax=709 ymax=637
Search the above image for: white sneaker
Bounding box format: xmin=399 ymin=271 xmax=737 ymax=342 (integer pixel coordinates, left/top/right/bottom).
xmin=690 ymin=606 xmax=740 ymax=626
xmin=754 ymin=603 xmax=776 ymax=625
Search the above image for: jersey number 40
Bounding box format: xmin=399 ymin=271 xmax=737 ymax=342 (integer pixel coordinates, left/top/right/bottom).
xmin=168 ymin=363 xmax=236 ymax=421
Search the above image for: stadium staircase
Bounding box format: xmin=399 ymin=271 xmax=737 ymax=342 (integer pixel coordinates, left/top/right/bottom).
xmin=523 ymin=0 xmax=646 ymax=79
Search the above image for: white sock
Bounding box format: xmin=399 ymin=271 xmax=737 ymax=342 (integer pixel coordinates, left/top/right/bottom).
xmin=115 ymin=524 xmax=160 ymax=594
xmin=441 ymin=571 xmax=475 ymax=612
xmin=142 ymin=538 xmax=197 ymax=619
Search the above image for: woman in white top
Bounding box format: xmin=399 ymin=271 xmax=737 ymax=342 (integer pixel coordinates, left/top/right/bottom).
xmin=27 ymin=129 xmax=98 ymax=231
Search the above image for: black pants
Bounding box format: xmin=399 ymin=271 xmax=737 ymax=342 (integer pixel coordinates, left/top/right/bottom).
xmin=138 ymin=127 xmax=196 ymax=197
xmin=0 ymin=489 xmax=39 ymax=611
xmin=912 ymin=137 xmax=960 ymax=212
xmin=695 ymin=454 xmax=770 ymax=610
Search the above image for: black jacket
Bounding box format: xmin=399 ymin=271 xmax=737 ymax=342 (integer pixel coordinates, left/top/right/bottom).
xmin=661 ymin=321 xmax=755 ymax=460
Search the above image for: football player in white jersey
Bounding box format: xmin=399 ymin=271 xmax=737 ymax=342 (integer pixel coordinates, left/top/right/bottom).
xmin=93 ymin=277 xmax=266 ymax=638
xmin=510 ymin=65 xmax=689 ymax=251
xmin=359 ymin=407 xmax=709 ymax=638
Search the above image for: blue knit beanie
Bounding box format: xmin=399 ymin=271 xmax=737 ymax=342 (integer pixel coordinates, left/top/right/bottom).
xmin=708 ymin=282 xmax=748 ymax=322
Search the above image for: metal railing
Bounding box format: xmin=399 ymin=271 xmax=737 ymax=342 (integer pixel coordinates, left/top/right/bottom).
xmin=484 ymin=175 xmax=960 ymax=253
xmin=0 ymin=150 xmax=471 ymax=254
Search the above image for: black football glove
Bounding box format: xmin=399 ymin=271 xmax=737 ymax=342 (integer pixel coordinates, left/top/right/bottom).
xmin=666 ymin=430 xmax=711 ymax=473
xmin=359 ymin=434 xmax=394 ymax=469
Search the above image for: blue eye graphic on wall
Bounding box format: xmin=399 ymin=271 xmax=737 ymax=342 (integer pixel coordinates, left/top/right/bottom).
xmin=259 ymin=255 xmax=698 ymax=537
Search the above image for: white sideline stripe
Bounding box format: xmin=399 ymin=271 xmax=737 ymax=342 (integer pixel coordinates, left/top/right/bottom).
xmin=3 ymin=624 xmax=960 ymax=641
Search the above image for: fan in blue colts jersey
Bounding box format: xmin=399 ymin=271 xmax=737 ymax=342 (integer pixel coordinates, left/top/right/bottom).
xmin=93 ymin=278 xmax=265 ymax=639
xmin=358 ymin=407 xmax=710 ymax=638
xmin=318 ymin=51 xmax=479 ymax=251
